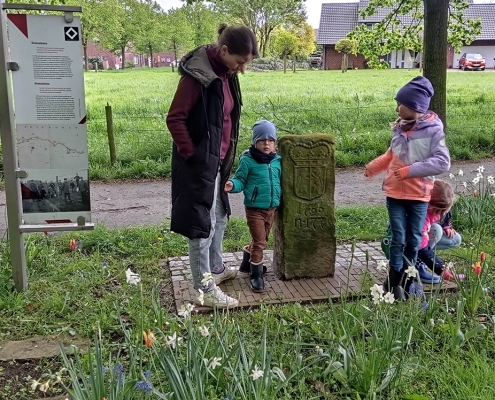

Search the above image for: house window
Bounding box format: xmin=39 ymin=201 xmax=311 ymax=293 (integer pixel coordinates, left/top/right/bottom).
xmin=365 ymin=23 xmax=374 ymax=30
xmin=133 ymin=56 xmax=138 ymax=65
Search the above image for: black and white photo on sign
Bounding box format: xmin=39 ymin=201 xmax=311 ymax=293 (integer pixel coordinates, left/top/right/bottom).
xmin=20 ymin=168 xmax=90 ymax=214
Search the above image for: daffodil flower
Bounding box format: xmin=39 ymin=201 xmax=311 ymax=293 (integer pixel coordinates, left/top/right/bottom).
xmin=370 ymin=283 xmax=383 ymax=298
xmin=201 ymin=272 xmax=213 ymax=285
xmin=209 ymin=357 xmax=222 ymax=369
xmin=125 ymin=268 xmax=141 ymax=285
xmin=449 ymin=173 xmax=454 ymax=179
xmin=199 ymin=325 xmax=210 ymax=337
xmin=488 ymin=176 xmax=494 ymax=185
xmin=405 ymin=265 xmax=417 ymax=278
xmin=458 ymin=169 xmax=463 ymax=176
xmin=383 ymin=292 xmax=395 ymax=304
xmin=166 ymin=332 xmax=182 ymax=349
xmin=178 ymin=303 xmax=195 ymax=318
xmin=39 ymin=380 xmax=50 ymax=392
xmin=462 ymin=181 xmax=467 ymax=188
xmin=472 ymin=177 xmax=480 ymax=184
xmin=250 ymin=366 xmax=264 ymax=381
xmin=477 ymin=165 xmax=485 ymax=174
xmin=376 ymin=260 xmax=388 ymax=271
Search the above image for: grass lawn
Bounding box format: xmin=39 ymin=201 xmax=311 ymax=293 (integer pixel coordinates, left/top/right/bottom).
xmin=83 ymin=68 xmax=495 ymax=180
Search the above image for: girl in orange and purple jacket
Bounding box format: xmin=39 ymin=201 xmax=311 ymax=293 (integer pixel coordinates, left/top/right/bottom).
xmin=365 ymin=76 xmax=451 ymax=301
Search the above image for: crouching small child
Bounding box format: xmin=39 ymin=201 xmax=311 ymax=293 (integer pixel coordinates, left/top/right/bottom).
xmin=224 ymin=120 xmax=281 ymax=293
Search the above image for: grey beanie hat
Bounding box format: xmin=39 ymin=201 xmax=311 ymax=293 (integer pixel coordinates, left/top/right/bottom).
xmin=252 ymin=120 xmax=277 ymax=144
xmin=395 ymin=76 xmax=434 ymax=113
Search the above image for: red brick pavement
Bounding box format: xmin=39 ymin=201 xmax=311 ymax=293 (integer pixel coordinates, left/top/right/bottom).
xmin=164 ymin=242 xmax=457 ymax=313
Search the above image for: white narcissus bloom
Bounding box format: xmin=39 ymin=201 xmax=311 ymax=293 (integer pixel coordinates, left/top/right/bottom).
xmin=376 ymin=260 xmax=388 ymax=271
xmin=477 ymin=166 xmax=485 ymax=173
xmin=250 ymin=366 xmax=264 ymax=381
xmin=199 ymin=325 xmax=210 ymax=337
xmin=370 ymin=283 xmax=384 ymax=298
xmin=472 ymin=177 xmax=480 ymax=184
xmin=405 ymin=265 xmax=417 ymax=278
xmin=462 ymin=182 xmax=467 ymax=188
xmin=125 ymin=268 xmax=141 ymax=285
xmin=458 ymin=169 xmax=463 ymax=176
xmin=201 ymin=272 xmax=213 ymax=285
xmin=488 ymin=176 xmax=494 ymax=185
xmin=476 ymin=172 xmax=483 ymax=179
xmin=383 ymin=292 xmax=395 ymax=304
xmin=39 ymin=380 xmax=50 ymax=392
xmin=209 ymin=357 xmax=222 ymax=369
xmin=197 ymin=289 xmax=204 ymax=306
xmin=372 ymin=295 xmax=383 ymax=305
xmin=178 ymin=303 xmax=195 ymax=318
xmin=430 ymin=318 xmax=435 ymax=327
xmin=449 ymin=173 xmax=454 ymax=179
xmin=166 ymin=332 xmax=182 ymax=349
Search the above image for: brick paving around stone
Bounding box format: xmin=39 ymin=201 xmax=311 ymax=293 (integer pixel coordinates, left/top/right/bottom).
xmin=165 ymin=241 xmax=457 ymax=313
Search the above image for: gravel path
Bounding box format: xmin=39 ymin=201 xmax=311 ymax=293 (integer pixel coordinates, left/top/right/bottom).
xmin=0 ymin=159 xmax=493 ymax=234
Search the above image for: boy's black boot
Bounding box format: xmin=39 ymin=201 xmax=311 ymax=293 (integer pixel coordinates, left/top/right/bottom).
xmin=385 ymin=267 xmax=406 ymax=301
xmin=239 ymin=246 xmax=266 ymax=274
xmin=250 ymin=262 xmax=266 ymax=293
xmin=239 ymin=246 xmax=251 ymax=273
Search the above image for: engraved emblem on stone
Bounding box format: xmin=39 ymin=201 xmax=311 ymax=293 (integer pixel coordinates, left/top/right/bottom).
xmin=289 ymin=142 xmax=331 ymax=201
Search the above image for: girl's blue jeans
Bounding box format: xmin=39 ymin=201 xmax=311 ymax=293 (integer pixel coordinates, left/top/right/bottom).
xmin=386 ymin=197 xmax=428 ymax=273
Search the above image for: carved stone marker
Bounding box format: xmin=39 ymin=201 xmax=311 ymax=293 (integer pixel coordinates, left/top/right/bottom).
xmin=273 ymin=134 xmax=336 ymax=279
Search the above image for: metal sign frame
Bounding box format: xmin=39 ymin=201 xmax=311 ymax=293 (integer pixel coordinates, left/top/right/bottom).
xmin=0 ymin=1 xmax=91 ymax=292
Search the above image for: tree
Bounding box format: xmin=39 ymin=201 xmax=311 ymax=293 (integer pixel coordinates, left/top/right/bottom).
xmin=213 ymin=0 xmax=306 ymax=57
xmin=348 ymin=0 xmax=482 ymax=126
xmin=67 ymin=0 xmax=124 ymax=72
xmin=163 ymin=8 xmax=194 ymax=72
xmin=134 ymin=0 xmax=167 ymax=67
xmin=106 ymin=0 xmax=141 ymax=69
xmin=335 ymin=38 xmax=357 ymax=73
xmin=291 ymin=22 xmax=316 ymax=72
xmin=273 ymin=29 xmax=298 ymax=73
xmin=183 ymin=3 xmax=230 ymax=47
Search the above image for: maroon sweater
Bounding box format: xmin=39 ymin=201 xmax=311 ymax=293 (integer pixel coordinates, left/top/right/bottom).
xmin=167 ymin=45 xmax=234 ymax=160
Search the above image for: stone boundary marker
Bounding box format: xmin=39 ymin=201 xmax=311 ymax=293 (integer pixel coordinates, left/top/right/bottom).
xmin=166 ymin=241 xmax=458 ymax=313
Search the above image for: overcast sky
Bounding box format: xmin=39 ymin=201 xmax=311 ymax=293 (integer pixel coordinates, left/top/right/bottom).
xmin=154 ymin=0 xmax=341 ymax=28
xmin=155 ymin=0 xmax=493 ymax=30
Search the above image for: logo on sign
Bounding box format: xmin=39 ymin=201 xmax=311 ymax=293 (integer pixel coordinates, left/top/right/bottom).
xmin=64 ymin=27 xmax=79 ymax=41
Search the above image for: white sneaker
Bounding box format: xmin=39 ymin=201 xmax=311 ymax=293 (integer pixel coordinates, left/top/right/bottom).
xmin=213 ymin=266 xmax=238 ymax=285
xmin=197 ymin=285 xmax=239 ymax=309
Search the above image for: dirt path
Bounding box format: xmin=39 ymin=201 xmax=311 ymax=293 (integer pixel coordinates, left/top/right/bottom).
xmin=0 ymin=159 xmax=493 ymax=234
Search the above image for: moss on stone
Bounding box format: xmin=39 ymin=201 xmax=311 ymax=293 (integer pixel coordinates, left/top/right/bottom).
xmin=273 ymin=134 xmax=336 ymax=279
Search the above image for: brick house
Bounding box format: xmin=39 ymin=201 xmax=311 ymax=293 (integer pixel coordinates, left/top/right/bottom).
xmin=318 ymin=1 xmax=495 ymax=70
xmin=86 ymin=42 xmax=177 ymax=70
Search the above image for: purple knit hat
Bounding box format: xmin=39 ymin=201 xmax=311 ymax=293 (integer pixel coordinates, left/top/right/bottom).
xmin=395 ymin=76 xmax=434 ymax=113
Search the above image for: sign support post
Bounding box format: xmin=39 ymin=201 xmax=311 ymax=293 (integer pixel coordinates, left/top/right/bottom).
xmin=0 ymin=0 xmax=27 ymax=291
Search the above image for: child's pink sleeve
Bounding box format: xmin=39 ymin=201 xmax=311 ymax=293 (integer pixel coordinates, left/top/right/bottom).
xmin=365 ymin=151 xmax=393 ymax=177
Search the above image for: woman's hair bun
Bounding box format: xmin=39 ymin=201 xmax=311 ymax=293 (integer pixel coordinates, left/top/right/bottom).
xmin=218 ymin=23 xmax=228 ymax=36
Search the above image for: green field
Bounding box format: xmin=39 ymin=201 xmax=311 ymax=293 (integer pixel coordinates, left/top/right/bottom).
xmin=85 ymin=68 xmax=495 ymax=180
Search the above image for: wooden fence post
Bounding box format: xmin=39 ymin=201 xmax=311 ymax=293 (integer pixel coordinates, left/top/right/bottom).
xmin=105 ymin=102 xmax=116 ymax=165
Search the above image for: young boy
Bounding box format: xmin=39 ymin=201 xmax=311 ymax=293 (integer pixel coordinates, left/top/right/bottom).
xmin=224 ymin=120 xmax=281 ymax=292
